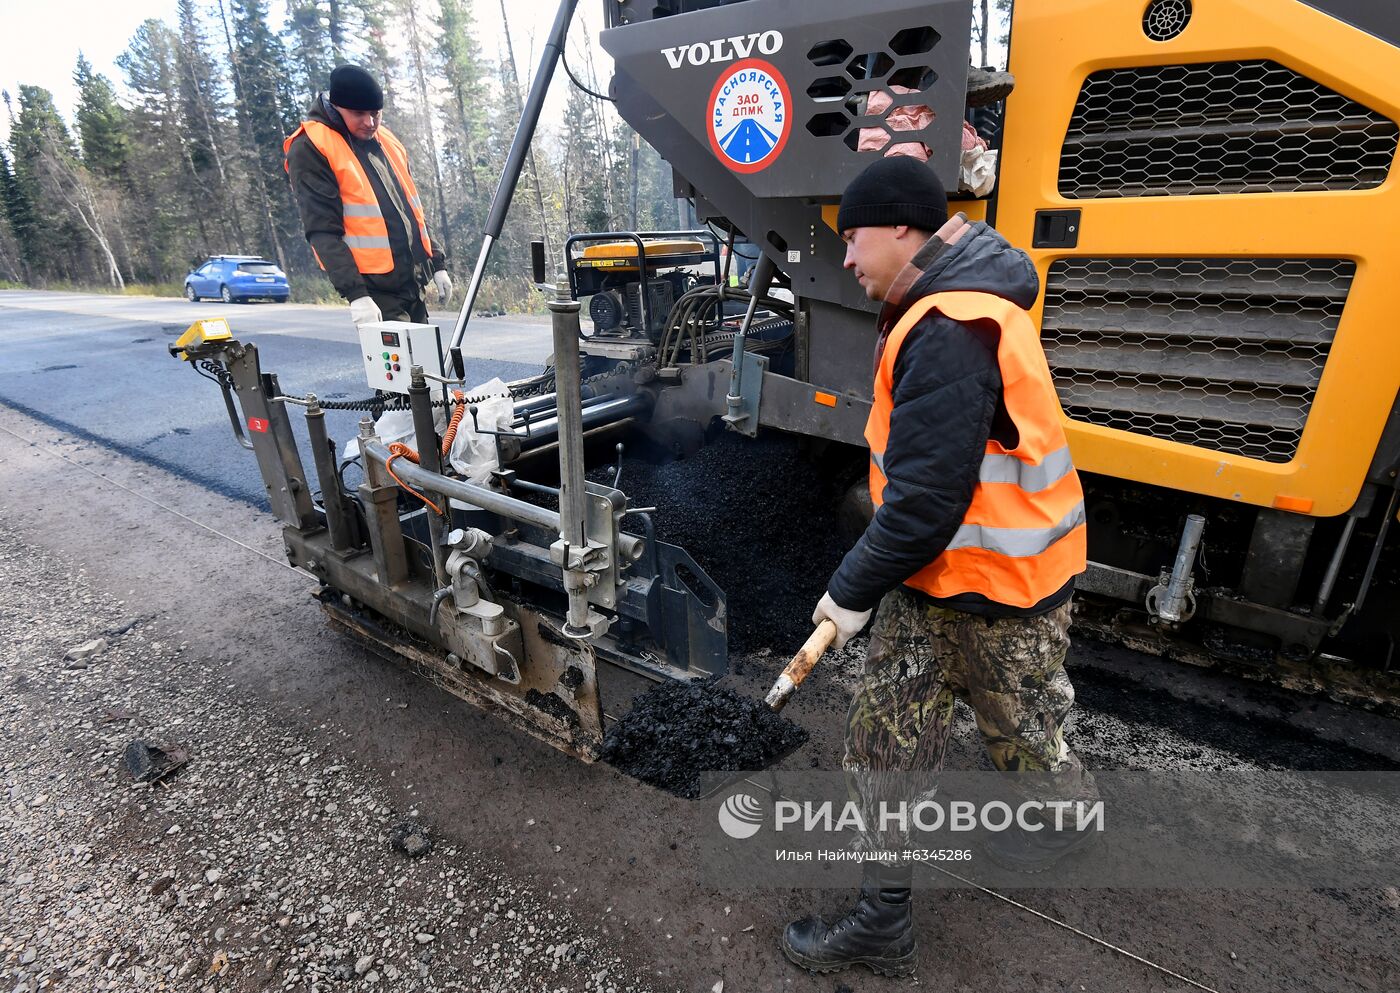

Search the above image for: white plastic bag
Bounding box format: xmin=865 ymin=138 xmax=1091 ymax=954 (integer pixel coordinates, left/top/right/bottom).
xmin=341 ymin=406 xmax=446 ymax=462
xmin=448 ymin=377 xmax=513 ymax=484
xmin=960 ymin=145 xmax=999 ymax=197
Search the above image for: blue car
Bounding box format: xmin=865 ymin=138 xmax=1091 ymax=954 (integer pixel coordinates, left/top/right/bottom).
xmin=184 ymin=255 xmax=290 ymax=303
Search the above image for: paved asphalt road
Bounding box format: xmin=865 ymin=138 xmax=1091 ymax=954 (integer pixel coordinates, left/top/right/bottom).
xmin=0 ymin=291 xmax=553 ymax=508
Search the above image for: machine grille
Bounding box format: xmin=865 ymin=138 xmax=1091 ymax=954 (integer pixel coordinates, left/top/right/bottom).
xmin=1040 ymin=257 xmax=1355 ymax=463
xmin=803 ymin=27 xmax=940 ymax=156
xmin=1059 ymin=60 xmax=1397 ymax=198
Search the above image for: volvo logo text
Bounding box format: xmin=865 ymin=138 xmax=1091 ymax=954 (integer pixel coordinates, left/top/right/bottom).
xmin=662 ymin=31 xmax=783 ymax=69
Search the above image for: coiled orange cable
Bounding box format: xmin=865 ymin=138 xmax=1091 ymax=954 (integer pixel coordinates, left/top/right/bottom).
xmin=384 ymin=390 xmax=467 ymax=516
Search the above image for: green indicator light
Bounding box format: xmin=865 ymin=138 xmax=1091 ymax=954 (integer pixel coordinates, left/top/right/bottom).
xmin=381 ymin=351 xmax=389 ymax=360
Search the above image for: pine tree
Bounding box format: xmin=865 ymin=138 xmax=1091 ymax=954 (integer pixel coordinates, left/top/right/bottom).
xmin=437 ymin=0 xmax=490 ymax=206
xmin=119 ymin=19 xmax=214 ymax=272
xmin=73 ymin=54 xmax=130 ymax=180
xmin=346 ymin=0 xmax=399 ymax=114
xmin=496 ymin=1 xmax=548 ymax=246
xmin=1 ymin=95 xmax=37 ymax=282
xmin=0 ymin=146 xmax=26 ymax=282
xmin=396 ymin=0 xmax=452 ymax=261
xmin=324 ymin=0 xmax=348 ymax=60
xmin=559 ymin=84 xmax=608 ymax=234
xmin=9 ymin=85 xmax=124 ymax=286
xmin=222 ymin=0 xmax=303 ymax=269
xmin=176 ymin=0 xmax=246 ymax=248
xmin=7 ymin=87 xmax=74 ymax=279
xmin=633 ymin=140 xmax=677 ymax=231
xmin=285 ymin=0 xmax=337 ymax=104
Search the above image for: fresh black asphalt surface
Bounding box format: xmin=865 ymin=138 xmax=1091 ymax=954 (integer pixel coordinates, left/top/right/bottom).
xmin=0 ymin=291 xmax=549 ymax=509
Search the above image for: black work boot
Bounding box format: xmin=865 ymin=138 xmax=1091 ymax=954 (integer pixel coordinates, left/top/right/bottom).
xmin=966 ymin=66 xmax=1016 ymax=107
xmin=781 ymin=861 xmax=916 ymax=977
xmin=983 ymin=822 xmax=1099 ymax=873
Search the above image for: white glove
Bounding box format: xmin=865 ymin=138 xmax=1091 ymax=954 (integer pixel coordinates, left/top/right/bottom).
xmin=433 ymin=269 xmax=454 ymax=306
xmin=812 ymin=591 xmax=872 ymax=651
xmin=349 ymin=295 xmax=382 ymax=328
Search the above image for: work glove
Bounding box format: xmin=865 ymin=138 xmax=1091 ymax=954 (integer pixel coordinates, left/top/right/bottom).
xmin=349 ymin=295 xmax=382 ymax=328
xmin=433 ymin=269 xmax=454 ymax=306
xmin=812 ymin=590 xmax=872 ymax=651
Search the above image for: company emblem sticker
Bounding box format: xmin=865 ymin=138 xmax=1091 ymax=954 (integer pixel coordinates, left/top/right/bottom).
xmin=707 ymin=59 xmax=791 ymax=174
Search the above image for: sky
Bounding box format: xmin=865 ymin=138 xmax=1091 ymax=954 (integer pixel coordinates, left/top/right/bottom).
xmin=0 ymin=0 xmax=610 ymax=145
xmin=0 ymin=0 xmax=182 ymax=134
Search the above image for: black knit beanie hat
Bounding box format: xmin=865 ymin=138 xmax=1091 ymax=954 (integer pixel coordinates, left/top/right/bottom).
xmin=328 ymin=65 xmax=384 ymax=112
xmin=836 ymin=156 xmax=948 ymax=233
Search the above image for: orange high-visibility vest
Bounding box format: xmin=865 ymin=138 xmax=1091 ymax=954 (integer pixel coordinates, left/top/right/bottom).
xmin=283 ymin=121 xmax=433 ymax=275
xmin=866 ymin=290 xmax=1087 ymax=608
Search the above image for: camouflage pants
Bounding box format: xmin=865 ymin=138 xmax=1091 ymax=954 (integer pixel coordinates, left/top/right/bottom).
xmin=844 ymin=586 xmax=1097 ymax=852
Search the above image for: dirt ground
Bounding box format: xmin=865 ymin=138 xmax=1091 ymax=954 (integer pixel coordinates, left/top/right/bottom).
xmin=3 ymin=403 xmax=1400 ymax=993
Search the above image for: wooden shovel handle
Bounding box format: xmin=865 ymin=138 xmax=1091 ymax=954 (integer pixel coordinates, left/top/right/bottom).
xmin=764 ymin=619 xmax=839 ymax=711
xmin=782 ymin=619 xmax=838 ymax=689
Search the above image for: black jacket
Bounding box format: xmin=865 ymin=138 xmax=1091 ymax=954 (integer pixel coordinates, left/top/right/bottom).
xmin=285 ymin=95 xmax=446 ymax=303
xmin=827 ymin=220 xmax=1075 ymax=618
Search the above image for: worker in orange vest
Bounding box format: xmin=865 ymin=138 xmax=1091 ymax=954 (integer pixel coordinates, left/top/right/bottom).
xmin=784 ymin=156 xmax=1098 ymax=978
xmin=284 ymin=66 xmax=452 ymax=328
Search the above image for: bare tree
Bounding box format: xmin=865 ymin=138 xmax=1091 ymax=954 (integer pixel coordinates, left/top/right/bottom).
xmin=38 ymin=146 xmax=125 ymax=288
xmin=979 ymin=0 xmax=990 ymax=67
xmin=215 ymin=0 xmax=289 ymax=269
xmin=497 ymin=0 xmax=549 ymax=253
xmin=578 ymin=26 xmax=620 ymax=225
xmin=399 ymin=0 xmax=453 ymax=258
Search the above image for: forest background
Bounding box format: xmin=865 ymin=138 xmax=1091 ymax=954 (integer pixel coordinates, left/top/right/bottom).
xmin=0 ymin=0 xmax=1008 ymax=312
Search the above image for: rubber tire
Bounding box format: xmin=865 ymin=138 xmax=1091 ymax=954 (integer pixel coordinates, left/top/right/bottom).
xmin=220 ymin=285 xmax=234 ymax=304
xmin=185 ymin=284 xmax=198 ymax=302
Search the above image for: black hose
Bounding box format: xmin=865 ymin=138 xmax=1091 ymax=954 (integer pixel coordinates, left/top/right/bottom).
xmin=562 ymin=45 xmax=613 ymax=102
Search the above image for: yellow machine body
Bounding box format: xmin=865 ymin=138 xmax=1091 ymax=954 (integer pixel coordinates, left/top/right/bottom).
xmin=995 ymin=0 xmax=1400 ymax=518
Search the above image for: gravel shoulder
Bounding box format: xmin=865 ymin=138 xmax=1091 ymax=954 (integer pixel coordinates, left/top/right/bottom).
xmin=0 ymin=521 xmax=667 ymax=993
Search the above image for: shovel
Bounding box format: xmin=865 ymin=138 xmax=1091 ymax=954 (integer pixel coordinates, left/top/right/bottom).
xmin=764 ymin=619 xmax=838 ymax=711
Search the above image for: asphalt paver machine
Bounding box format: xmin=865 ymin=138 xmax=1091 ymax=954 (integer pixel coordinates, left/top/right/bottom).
xmin=178 ymin=0 xmax=1400 ymax=757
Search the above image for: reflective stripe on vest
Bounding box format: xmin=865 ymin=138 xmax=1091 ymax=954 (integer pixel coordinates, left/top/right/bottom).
xmin=343 ymin=235 xmax=392 ymax=249
xmin=875 ymin=446 xmax=1075 ymax=495
xmin=864 ymin=289 xmax=1087 ymax=607
xmin=980 ymin=445 xmax=1075 ymax=492
xmin=283 ymin=121 xmax=433 ymax=275
xmin=947 ymin=501 xmax=1086 ymax=557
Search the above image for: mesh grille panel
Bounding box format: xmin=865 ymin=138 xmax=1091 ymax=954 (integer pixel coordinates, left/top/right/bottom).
xmin=1059 ymin=60 xmax=1397 ymax=198
xmin=1041 ymin=258 xmax=1355 ymax=463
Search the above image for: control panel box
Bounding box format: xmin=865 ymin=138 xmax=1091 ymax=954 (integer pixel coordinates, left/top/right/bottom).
xmin=358 ymin=321 xmax=444 ymax=394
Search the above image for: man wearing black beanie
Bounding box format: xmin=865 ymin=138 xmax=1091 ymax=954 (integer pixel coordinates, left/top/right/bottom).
xmin=782 ymin=157 xmax=1096 ymax=978
xmin=284 ymin=66 xmax=453 ymax=329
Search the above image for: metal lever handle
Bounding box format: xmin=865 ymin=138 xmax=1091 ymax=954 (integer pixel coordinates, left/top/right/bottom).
xmin=469 ymin=404 xmax=532 ymax=439
xmin=611 ymin=441 xmax=624 ymax=488
xmin=209 ymin=376 xmax=255 ymax=452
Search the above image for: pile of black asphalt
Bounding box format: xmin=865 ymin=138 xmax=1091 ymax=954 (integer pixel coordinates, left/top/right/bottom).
xmin=599 ymin=678 xmax=808 ymax=799
xmin=595 ymin=430 xmax=861 ymax=657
